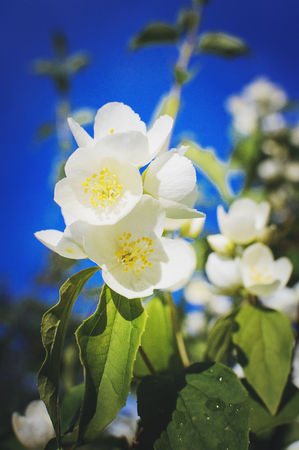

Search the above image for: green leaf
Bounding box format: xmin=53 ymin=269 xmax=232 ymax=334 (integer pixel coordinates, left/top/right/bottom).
xmin=130 ymin=22 xmax=180 ymax=50
xmin=232 ymin=305 xmax=294 ymax=415
xmin=137 ymin=363 xmax=250 ymax=449
xmin=38 ymin=267 xmax=99 ymax=445
xmin=76 ymin=284 xmax=147 ymax=446
xmin=174 ymin=66 xmax=193 ymax=86
xmin=177 ymin=9 xmax=199 ymax=33
xmin=134 ymin=294 xmax=183 ymax=376
xmin=198 ymin=32 xmax=249 ymax=58
xmin=230 ymin=132 xmax=263 ymax=191
xmin=182 ymin=140 xmax=232 ymax=201
xmin=205 ymin=309 xmax=239 ymax=363
xmin=244 ymin=380 xmax=299 ymax=435
xmin=61 ymin=383 xmax=84 ymax=434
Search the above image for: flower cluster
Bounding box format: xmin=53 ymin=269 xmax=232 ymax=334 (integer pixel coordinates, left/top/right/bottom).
xmin=35 ymin=102 xmax=204 ymax=298
xmin=205 ymin=198 xmax=292 ymax=297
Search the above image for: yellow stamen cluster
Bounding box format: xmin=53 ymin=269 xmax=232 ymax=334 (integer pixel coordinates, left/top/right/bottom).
xmin=115 ymin=232 xmax=154 ymax=274
xmin=81 ymin=168 xmax=123 ymax=208
xmin=249 ymin=265 xmax=273 ymax=284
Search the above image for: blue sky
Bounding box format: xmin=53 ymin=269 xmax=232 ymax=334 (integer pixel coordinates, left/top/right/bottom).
xmin=1 ymin=0 xmax=299 ymax=297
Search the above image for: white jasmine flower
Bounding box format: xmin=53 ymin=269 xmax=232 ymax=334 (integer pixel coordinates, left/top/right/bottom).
xmin=165 ymin=239 xmax=197 ymax=292
xmin=207 ymin=295 xmax=232 ymax=316
xmin=164 ymin=217 xmax=205 ymax=239
xmin=260 ymin=283 xmax=299 ymax=321
xmin=35 ymin=219 xmax=87 ymax=259
xmin=240 ymin=243 xmax=292 ymax=297
xmin=207 ymin=234 xmax=235 ymax=255
xmin=257 ymin=158 xmax=283 ymax=183
xmin=217 ymin=198 xmax=271 ymax=245
xmin=243 ymin=78 xmax=287 ymax=116
xmin=285 ymin=161 xmax=299 ymax=182
xmin=54 ymin=144 xmax=143 ymax=225
xmin=143 ymin=149 xmax=205 ymax=220
xmin=226 ymin=95 xmax=258 ymax=135
xmin=12 ymin=400 xmax=55 ymax=450
xmin=205 ymin=253 xmax=242 ymax=295
xmin=184 ymin=276 xmax=215 ymax=306
xmin=262 ymin=112 xmax=286 ymax=132
xmin=68 ymin=102 xmax=173 ymax=167
xmin=83 ymin=196 xmax=194 ymax=299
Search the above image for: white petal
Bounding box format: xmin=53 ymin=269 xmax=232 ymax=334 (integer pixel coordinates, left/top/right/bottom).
xmin=157 ymin=198 xmax=205 ymax=220
xmin=241 ymin=243 xmax=274 ymax=267
xmin=217 ymin=205 xmax=256 ymax=244
xmin=94 ymin=131 xmax=150 ymax=167
xmin=246 ymin=280 xmax=280 ymax=297
xmin=255 ymin=201 xmax=271 ymax=229
xmin=35 ymin=229 xmax=63 ymax=251
xmin=205 ymin=253 xmax=242 ymax=293
xmin=68 ymin=117 xmax=94 ymax=148
xmin=157 ymin=238 xmax=197 ymax=291
xmin=144 ymin=152 xmax=196 ymax=202
xmin=143 ymin=115 xmax=173 ymax=165
xmin=271 ymin=257 xmax=293 ymax=290
xmin=35 ymin=225 xmax=87 ymax=260
xmin=207 ymin=234 xmax=235 ymax=254
xmin=94 ymin=102 xmax=146 ymax=141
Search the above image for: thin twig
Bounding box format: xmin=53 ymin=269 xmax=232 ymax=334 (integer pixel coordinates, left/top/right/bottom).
xmin=138 ymin=345 xmax=158 ymax=375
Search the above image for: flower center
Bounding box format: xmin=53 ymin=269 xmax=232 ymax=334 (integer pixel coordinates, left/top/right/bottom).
xmin=81 ymin=168 xmax=123 ymax=208
xmin=115 ymin=232 xmax=154 ymax=274
xmin=249 ymin=265 xmax=273 ymax=284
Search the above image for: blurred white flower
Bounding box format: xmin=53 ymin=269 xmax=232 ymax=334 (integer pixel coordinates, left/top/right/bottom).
xmin=83 ymin=196 xmax=196 ymax=299
xmin=68 ymin=102 xmax=173 ymax=167
xmin=164 ymin=216 xmax=205 ymax=239
xmin=240 ymin=243 xmax=292 ymax=296
xmin=257 ymin=158 xmax=283 ymax=183
xmin=205 ymin=253 xmax=242 ymax=295
xmin=260 ymin=283 xmax=299 ymax=322
xmin=207 ymin=234 xmax=235 ymax=255
xmin=285 ymin=161 xmax=299 ymax=182
xmin=183 ymin=311 xmax=206 ymax=337
xmin=243 ymin=77 xmax=287 ymax=116
xmin=232 ymin=363 xmax=245 ymax=379
xmin=207 ymin=294 xmax=232 ymax=316
xmin=184 ymin=276 xmax=215 ymax=306
xmin=285 ymin=441 xmax=299 ymax=450
xmin=226 ymin=95 xmax=257 ymax=135
xmin=217 ymin=198 xmax=271 ymax=245
xmin=12 ymin=400 xmax=55 ymax=450
xmin=261 ymin=112 xmax=286 ymax=132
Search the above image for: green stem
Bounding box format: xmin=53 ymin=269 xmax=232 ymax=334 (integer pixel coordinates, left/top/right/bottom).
xmin=138 ymin=345 xmax=158 ymax=375
xmin=166 ymin=292 xmax=190 ymax=368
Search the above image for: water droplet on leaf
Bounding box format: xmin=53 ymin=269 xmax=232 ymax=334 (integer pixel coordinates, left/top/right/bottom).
xmin=206 ymin=397 xmax=226 ymax=411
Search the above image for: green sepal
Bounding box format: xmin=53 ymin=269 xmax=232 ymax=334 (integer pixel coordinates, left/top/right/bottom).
xmin=198 ymin=31 xmax=249 ymax=58
xmin=174 ymin=66 xmax=193 ymax=86
xmin=130 ymin=23 xmax=180 ymax=50
xmin=38 ymin=267 xmax=99 ymax=447
xmin=232 ymin=305 xmax=294 ymax=415
xmin=75 ymin=284 xmax=147 ymax=446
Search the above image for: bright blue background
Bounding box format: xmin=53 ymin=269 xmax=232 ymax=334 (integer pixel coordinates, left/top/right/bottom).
xmin=1 ymin=0 xmax=299 ymax=297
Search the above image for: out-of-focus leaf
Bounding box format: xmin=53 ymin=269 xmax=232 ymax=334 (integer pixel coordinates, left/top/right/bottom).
xmin=183 ymin=140 xmax=232 ymax=201
xmin=64 ymin=53 xmax=91 ymax=74
xmin=177 ymin=9 xmax=199 ymax=33
xmin=232 ymin=305 xmax=294 ymax=415
xmin=38 ymin=267 xmax=99 ymax=445
xmin=134 ymin=294 xmax=183 ymax=376
xmin=76 ymin=285 xmax=147 ymax=446
xmin=61 ymin=382 xmax=84 ymax=434
xmin=174 ymin=66 xmax=193 ymax=86
xmin=35 ymin=123 xmax=55 ymax=140
xmin=130 ymin=23 xmax=180 ymax=50
xmin=205 ymin=309 xmax=239 ymax=363
xmin=198 ymin=32 xmax=249 ymax=58
xmin=245 ymin=380 xmax=299 ymax=435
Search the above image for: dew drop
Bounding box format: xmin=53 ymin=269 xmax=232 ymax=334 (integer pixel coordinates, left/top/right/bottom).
xmin=218 ymin=376 xmax=223 ymax=382
xmin=229 ymin=403 xmax=233 ymax=407
xmin=206 ymin=397 xmax=226 ymax=411
xmin=204 ymin=413 xmax=210 ymax=420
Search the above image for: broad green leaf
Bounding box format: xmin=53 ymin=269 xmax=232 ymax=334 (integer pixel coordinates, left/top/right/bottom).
xmin=130 ymin=23 xmax=180 ymax=50
xmin=205 ymin=309 xmax=239 ymax=363
xmin=232 ymin=305 xmax=294 ymax=415
xmin=244 ymin=380 xmax=299 ymax=435
xmin=76 ymin=285 xmax=147 ymax=446
xmin=198 ymin=32 xmax=249 ymax=59
xmin=183 ymin=140 xmax=232 ymax=201
xmin=38 ymin=267 xmax=99 ymax=445
xmin=134 ymin=294 xmax=183 ymax=376
xmin=137 ymin=362 xmax=250 ymax=449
